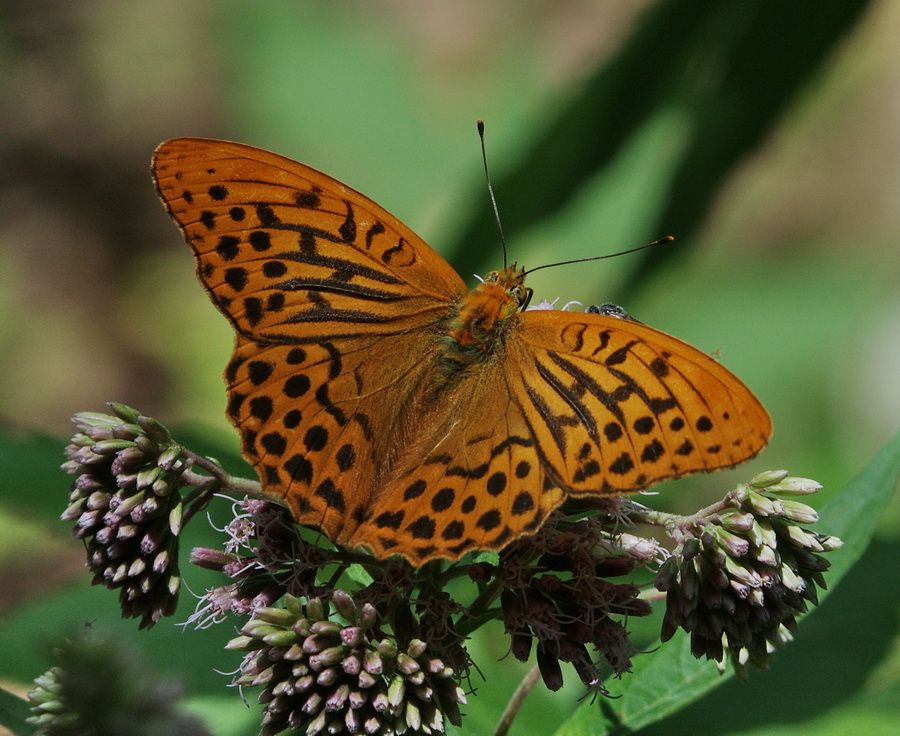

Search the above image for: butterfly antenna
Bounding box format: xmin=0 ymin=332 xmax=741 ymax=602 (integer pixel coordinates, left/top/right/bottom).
xmin=478 ymin=120 xmax=508 ymax=269
xmin=523 ymin=236 xmax=675 ymax=276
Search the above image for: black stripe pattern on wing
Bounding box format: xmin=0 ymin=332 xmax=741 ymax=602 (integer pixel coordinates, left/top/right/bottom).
xmin=545 ymin=351 xmax=629 ymax=425
xmin=277 ymin=251 xmax=406 ymax=284
xmin=534 ymin=358 xmax=601 ymax=445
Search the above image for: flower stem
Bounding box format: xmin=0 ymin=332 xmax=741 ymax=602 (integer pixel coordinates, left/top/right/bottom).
xmin=180 ymin=450 xmax=263 ymax=497
xmin=494 ymin=664 xmax=541 ymax=736
xmin=628 ymin=497 xmax=733 ymax=546
xmin=459 ymin=577 xmax=503 ymax=636
xmin=178 ymin=451 xmax=264 ymax=526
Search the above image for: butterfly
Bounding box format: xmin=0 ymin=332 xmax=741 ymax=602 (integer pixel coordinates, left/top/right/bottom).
xmin=152 ymin=138 xmax=772 ymax=565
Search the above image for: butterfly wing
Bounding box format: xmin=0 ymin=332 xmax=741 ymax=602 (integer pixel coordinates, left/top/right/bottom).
xmin=224 ymin=329 xmax=446 ymax=542
xmin=508 ymin=310 xmax=772 ymax=495
xmin=349 ymin=309 xmax=771 ymax=563
xmin=152 ymin=138 xmax=467 ymax=539
xmin=346 ymin=348 xmax=566 ymax=563
xmin=153 ymin=138 xmax=466 ymax=341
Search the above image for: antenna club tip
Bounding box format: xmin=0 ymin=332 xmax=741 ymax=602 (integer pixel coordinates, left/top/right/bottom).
xmin=477 ymin=119 xmax=485 ymax=134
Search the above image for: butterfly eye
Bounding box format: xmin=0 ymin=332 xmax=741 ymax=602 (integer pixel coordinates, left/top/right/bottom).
xmin=520 ymin=286 xmax=533 ymax=310
xmin=509 ymin=284 xmax=528 ymax=306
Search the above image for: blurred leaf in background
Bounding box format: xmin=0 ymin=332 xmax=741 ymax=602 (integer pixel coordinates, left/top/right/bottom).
xmin=1 ymin=1 xmax=897 ymax=735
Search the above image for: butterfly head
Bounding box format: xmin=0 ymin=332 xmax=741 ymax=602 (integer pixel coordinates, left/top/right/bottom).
xmin=440 ymin=264 xmax=531 ymax=374
xmin=481 ymin=263 xmax=532 ymax=312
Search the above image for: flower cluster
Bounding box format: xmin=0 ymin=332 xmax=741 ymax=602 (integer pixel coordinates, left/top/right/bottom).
xmin=482 ymin=512 xmax=653 ymax=692
xmin=60 ymin=404 xmax=189 ymax=628
xmin=189 ymin=498 xmax=328 ymax=624
xmin=227 ymin=591 xmax=466 ymax=736
xmin=52 ymin=402 xmax=845 ymax=735
xmin=27 ymin=631 xmax=210 ymax=736
xmin=655 ymin=470 xmax=842 ymax=676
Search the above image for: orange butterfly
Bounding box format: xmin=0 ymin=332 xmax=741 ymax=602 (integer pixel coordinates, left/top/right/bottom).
xmin=152 ymin=138 xmax=771 ymax=565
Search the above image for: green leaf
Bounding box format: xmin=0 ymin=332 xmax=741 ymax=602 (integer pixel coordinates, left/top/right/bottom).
xmin=449 ymin=0 xmax=874 ymax=302
xmin=814 ymin=428 xmax=900 ymax=579
xmin=554 ymin=427 xmax=900 ymax=735
xmin=346 ymin=563 xmax=375 ymax=587
xmin=472 ymin=550 xmax=501 ymax=566
xmin=0 ymin=686 xmax=35 ymax=736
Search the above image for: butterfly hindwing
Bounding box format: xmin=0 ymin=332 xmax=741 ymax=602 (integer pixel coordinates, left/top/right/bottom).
xmin=226 ymin=326 xmax=451 ymax=544
xmin=346 ymin=354 xmax=564 ymax=562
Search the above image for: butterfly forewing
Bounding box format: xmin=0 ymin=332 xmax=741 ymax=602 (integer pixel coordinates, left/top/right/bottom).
xmin=152 ymin=138 xmax=466 ymax=342
xmin=511 ymin=311 xmax=772 ymax=494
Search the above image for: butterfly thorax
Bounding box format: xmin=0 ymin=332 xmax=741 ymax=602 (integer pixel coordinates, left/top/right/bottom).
xmin=438 ymin=264 xmax=527 ymax=380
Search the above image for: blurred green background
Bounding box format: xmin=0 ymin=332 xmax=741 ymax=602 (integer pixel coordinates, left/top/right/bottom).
xmin=0 ymin=1 xmax=897 ymax=735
